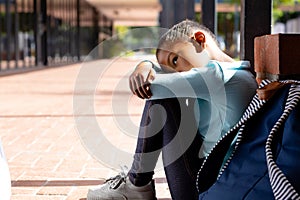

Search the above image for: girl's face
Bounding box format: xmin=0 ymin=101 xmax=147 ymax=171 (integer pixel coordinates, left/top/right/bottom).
xmin=156 ymin=45 xmax=193 ymax=72
xmin=157 ymin=40 xmax=210 ymax=72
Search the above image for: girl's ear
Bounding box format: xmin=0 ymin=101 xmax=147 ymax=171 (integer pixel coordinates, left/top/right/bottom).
xmin=193 ymin=31 xmax=206 ymax=46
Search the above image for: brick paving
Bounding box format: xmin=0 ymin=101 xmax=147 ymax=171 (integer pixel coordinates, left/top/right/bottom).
xmin=0 ymin=58 xmax=171 ymax=200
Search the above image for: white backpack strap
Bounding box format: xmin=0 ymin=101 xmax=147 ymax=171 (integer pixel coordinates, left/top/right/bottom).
xmin=265 ymin=82 xmax=300 ymax=200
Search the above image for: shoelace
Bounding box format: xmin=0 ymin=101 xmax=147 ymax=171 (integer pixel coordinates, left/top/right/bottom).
xmin=106 ymin=166 xmax=129 ymax=189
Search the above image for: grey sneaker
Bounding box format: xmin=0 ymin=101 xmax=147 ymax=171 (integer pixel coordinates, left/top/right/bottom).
xmin=87 ymin=173 xmax=157 ymax=200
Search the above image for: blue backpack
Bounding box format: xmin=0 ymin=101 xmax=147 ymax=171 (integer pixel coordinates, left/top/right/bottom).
xmin=197 ymin=80 xmax=300 ymax=200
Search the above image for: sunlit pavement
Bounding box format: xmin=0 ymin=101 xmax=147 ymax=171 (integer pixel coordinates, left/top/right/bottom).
xmin=0 ymin=57 xmax=171 ymax=200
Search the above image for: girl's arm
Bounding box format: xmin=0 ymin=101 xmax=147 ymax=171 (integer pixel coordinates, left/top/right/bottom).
xmin=150 ymin=63 xmax=224 ymax=101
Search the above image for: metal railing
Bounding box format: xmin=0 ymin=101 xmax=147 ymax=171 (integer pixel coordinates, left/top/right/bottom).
xmin=1 ymin=0 xmax=273 ymax=75
xmin=0 ymin=0 xmax=113 ymax=75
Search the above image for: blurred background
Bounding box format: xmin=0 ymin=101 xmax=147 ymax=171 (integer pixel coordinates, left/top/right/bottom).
xmin=0 ymin=0 xmax=300 ymax=74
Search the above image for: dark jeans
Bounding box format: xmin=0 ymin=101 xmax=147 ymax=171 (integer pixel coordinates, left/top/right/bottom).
xmin=128 ymin=98 xmax=204 ymax=200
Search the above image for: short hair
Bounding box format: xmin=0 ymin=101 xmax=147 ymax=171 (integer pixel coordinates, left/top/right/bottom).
xmin=156 ymin=19 xmax=218 ymax=56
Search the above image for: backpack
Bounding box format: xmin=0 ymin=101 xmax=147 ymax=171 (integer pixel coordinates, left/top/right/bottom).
xmin=197 ymin=80 xmax=300 ymax=200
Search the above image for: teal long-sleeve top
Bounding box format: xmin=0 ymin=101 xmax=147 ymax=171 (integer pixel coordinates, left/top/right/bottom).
xmin=149 ymin=60 xmax=258 ymax=157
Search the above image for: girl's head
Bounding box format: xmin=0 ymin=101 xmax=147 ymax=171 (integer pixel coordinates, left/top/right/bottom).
xmin=156 ymin=20 xmax=218 ymax=72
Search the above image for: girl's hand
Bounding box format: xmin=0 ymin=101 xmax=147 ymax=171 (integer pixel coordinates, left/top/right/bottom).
xmin=129 ymin=61 xmax=156 ymax=99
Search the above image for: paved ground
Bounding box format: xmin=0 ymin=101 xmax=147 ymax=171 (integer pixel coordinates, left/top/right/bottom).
xmin=0 ymin=57 xmax=171 ymax=200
